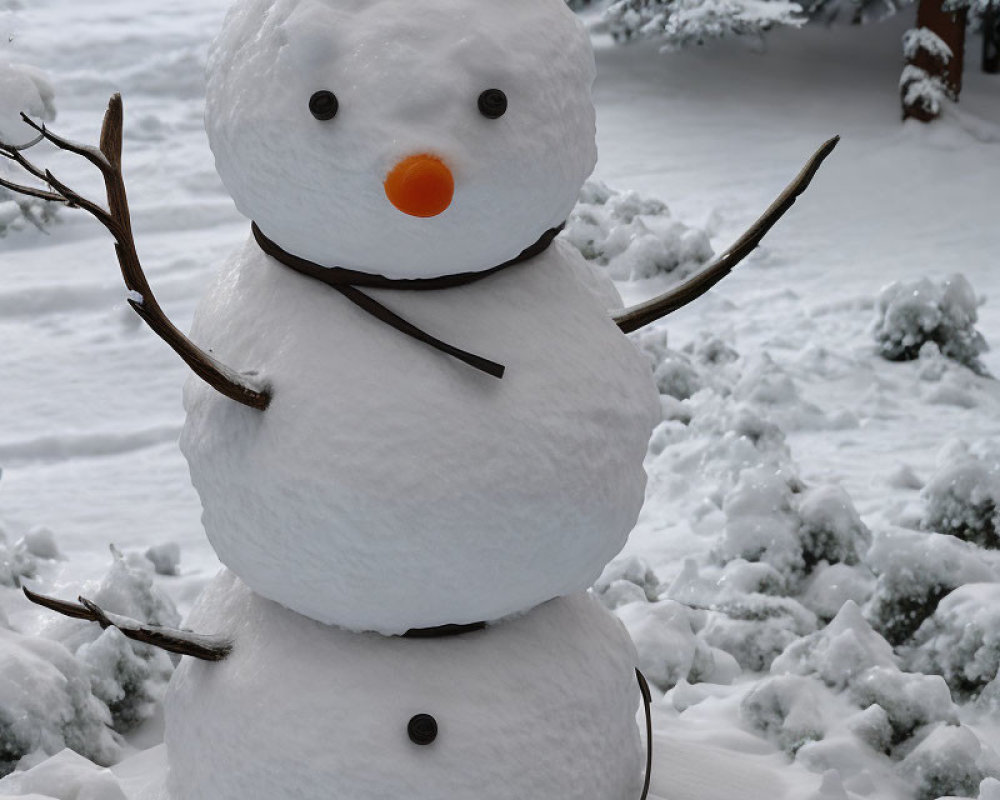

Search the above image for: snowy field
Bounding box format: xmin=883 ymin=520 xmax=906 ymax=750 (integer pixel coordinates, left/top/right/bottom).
xmin=1 ymin=1 xmax=1000 ymax=798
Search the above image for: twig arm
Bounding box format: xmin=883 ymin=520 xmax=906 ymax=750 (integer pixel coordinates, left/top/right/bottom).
xmin=23 ymin=586 xmax=234 ymax=662
xmin=0 ymin=94 xmax=270 ymax=411
xmin=613 ymin=136 xmax=840 ymax=334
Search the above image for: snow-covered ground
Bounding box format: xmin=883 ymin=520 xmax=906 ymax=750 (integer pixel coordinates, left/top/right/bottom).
xmin=1 ymin=1 xmax=999 ymax=798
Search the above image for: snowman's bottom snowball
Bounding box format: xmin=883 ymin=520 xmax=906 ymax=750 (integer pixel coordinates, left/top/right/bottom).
xmin=164 ymin=572 xmax=644 ymax=800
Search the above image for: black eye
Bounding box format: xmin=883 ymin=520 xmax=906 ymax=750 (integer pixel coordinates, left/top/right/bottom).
xmin=407 ymin=713 xmax=438 ymax=745
xmin=309 ymin=90 xmax=339 ymax=121
xmin=478 ymin=89 xmax=507 ymax=119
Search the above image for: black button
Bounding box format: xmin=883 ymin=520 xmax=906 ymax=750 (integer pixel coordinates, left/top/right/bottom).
xmin=478 ymin=89 xmax=507 ymax=119
xmin=309 ymin=90 xmax=339 ymax=121
xmin=407 ymin=713 xmax=438 ymax=745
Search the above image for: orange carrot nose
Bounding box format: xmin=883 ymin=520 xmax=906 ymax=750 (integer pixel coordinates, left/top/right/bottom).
xmin=384 ymin=154 xmax=454 ymax=218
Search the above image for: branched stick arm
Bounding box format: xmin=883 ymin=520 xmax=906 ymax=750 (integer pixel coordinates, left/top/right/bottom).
xmin=23 ymin=586 xmax=233 ymax=662
xmin=1 ymin=94 xmax=270 ymax=411
xmin=613 ymin=136 xmax=840 ymax=334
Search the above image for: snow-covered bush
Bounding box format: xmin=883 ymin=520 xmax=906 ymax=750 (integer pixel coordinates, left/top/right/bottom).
xmin=0 ymin=62 xmax=58 ymax=237
xmin=865 ymin=528 xmax=996 ymax=645
xmin=564 ymin=178 xmax=712 ymax=281
xmin=904 ymin=584 xmax=1000 ymax=696
xmin=872 ymin=274 xmax=988 ymax=375
xmin=899 ymin=724 xmax=1000 ymax=800
xmin=768 ymin=603 xmax=958 ymax=742
xmin=616 ymin=599 xmax=740 ymax=689
xmin=701 ymin=593 xmax=818 ymax=671
xmin=42 ymin=547 xmax=180 ymax=734
xmin=800 ymin=562 xmax=877 ymax=622
xmin=741 ymin=675 xmax=826 ymax=753
xmin=922 ymin=442 xmax=1000 ymax=549
xmin=606 ymin=0 xmax=803 ymax=49
xmin=0 ymin=626 xmax=121 ymax=776
xmin=593 ymin=555 xmax=661 ymax=609
xmin=717 ymin=467 xmax=870 ymax=585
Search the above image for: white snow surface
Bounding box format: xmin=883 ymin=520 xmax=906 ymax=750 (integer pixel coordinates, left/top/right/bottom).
xmin=1 ymin=1 xmax=999 ymax=799
xmin=163 ymin=573 xmax=643 ymax=800
xmin=207 ymin=0 xmax=598 ymax=278
xmin=181 ymin=236 xmax=659 ymax=632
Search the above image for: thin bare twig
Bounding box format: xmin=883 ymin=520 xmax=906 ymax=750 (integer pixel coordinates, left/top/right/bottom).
xmin=23 ymin=586 xmax=234 ymax=662
xmin=0 ymin=174 xmax=67 ymax=204
xmin=613 ymin=136 xmax=840 ymax=333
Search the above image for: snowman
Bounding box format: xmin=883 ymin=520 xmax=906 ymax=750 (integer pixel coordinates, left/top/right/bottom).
xmin=1 ymin=0 xmax=836 ymax=795
xmin=167 ymin=1 xmax=658 ymax=794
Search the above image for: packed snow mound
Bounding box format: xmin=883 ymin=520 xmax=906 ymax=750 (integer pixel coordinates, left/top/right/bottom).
xmin=0 ymin=63 xmax=58 ymax=238
xmin=922 ymin=440 xmax=1000 ymax=549
xmin=0 ymin=748 xmax=126 ymax=800
xmin=165 ymin=572 xmax=644 ymax=800
xmin=207 ymin=0 xmax=597 ymax=278
xmin=0 ymin=627 xmax=120 ymax=777
xmin=872 ymin=274 xmax=988 ymax=375
xmin=904 ymin=583 xmax=1000 ymax=697
xmin=40 ymin=548 xmax=180 ymax=735
xmin=182 ymin=241 xmax=659 ymax=633
xmin=563 ymin=178 xmax=713 ymax=281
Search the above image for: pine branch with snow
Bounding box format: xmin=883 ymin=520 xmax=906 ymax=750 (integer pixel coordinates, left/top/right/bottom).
xmin=606 ymin=0 xmax=805 ymax=48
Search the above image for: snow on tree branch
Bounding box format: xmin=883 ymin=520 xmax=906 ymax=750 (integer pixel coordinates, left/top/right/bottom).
xmin=903 ymin=26 xmax=954 ymax=62
xmin=607 ymin=0 xmax=804 ymax=49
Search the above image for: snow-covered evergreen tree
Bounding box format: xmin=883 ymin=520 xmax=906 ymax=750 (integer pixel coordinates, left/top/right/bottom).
xmin=605 ymin=0 xmax=804 ymax=49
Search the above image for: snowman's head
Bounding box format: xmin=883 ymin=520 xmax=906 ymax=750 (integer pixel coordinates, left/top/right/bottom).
xmin=207 ymin=0 xmax=597 ymax=279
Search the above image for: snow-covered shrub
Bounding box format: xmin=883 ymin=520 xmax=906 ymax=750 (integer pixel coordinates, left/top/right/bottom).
xmin=42 ymin=548 xmax=180 ymax=734
xmin=772 ymin=603 xmax=958 ymax=743
xmin=899 ymin=724 xmax=999 ymax=800
xmin=593 ymin=555 xmax=660 ymax=610
xmin=0 ymin=627 xmax=121 ymax=776
xmin=903 ymin=584 xmax=1000 ymax=696
xmin=798 ymin=485 xmax=872 ymax=569
xmin=800 ymin=562 xmax=877 ymax=622
xmin=872 ymin=274 xmax=988 ymax=375
xmin=606 ymin=0 xmax=803 ymax=49
xmin=717 ymin=468 xmax=869 ymax=582
xmin=922 ymin=443 xmax=1000 ymax=549
xmin=864 ymin=529 xmax=995 ymax=645
xmin=701 ymin=593 xmax=817 ymax=671
xmin=741 ymin=675 xmax=826 ymax=753
xmin=717 ymin=465 xmax=804 ymax=580
xmin=616 ymin=599 xmax=740 ymax=690
xmin=0 ymin=62 xmax=59 ymax=237
xmin=564 ymin=178 xmax=712 ymax=281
